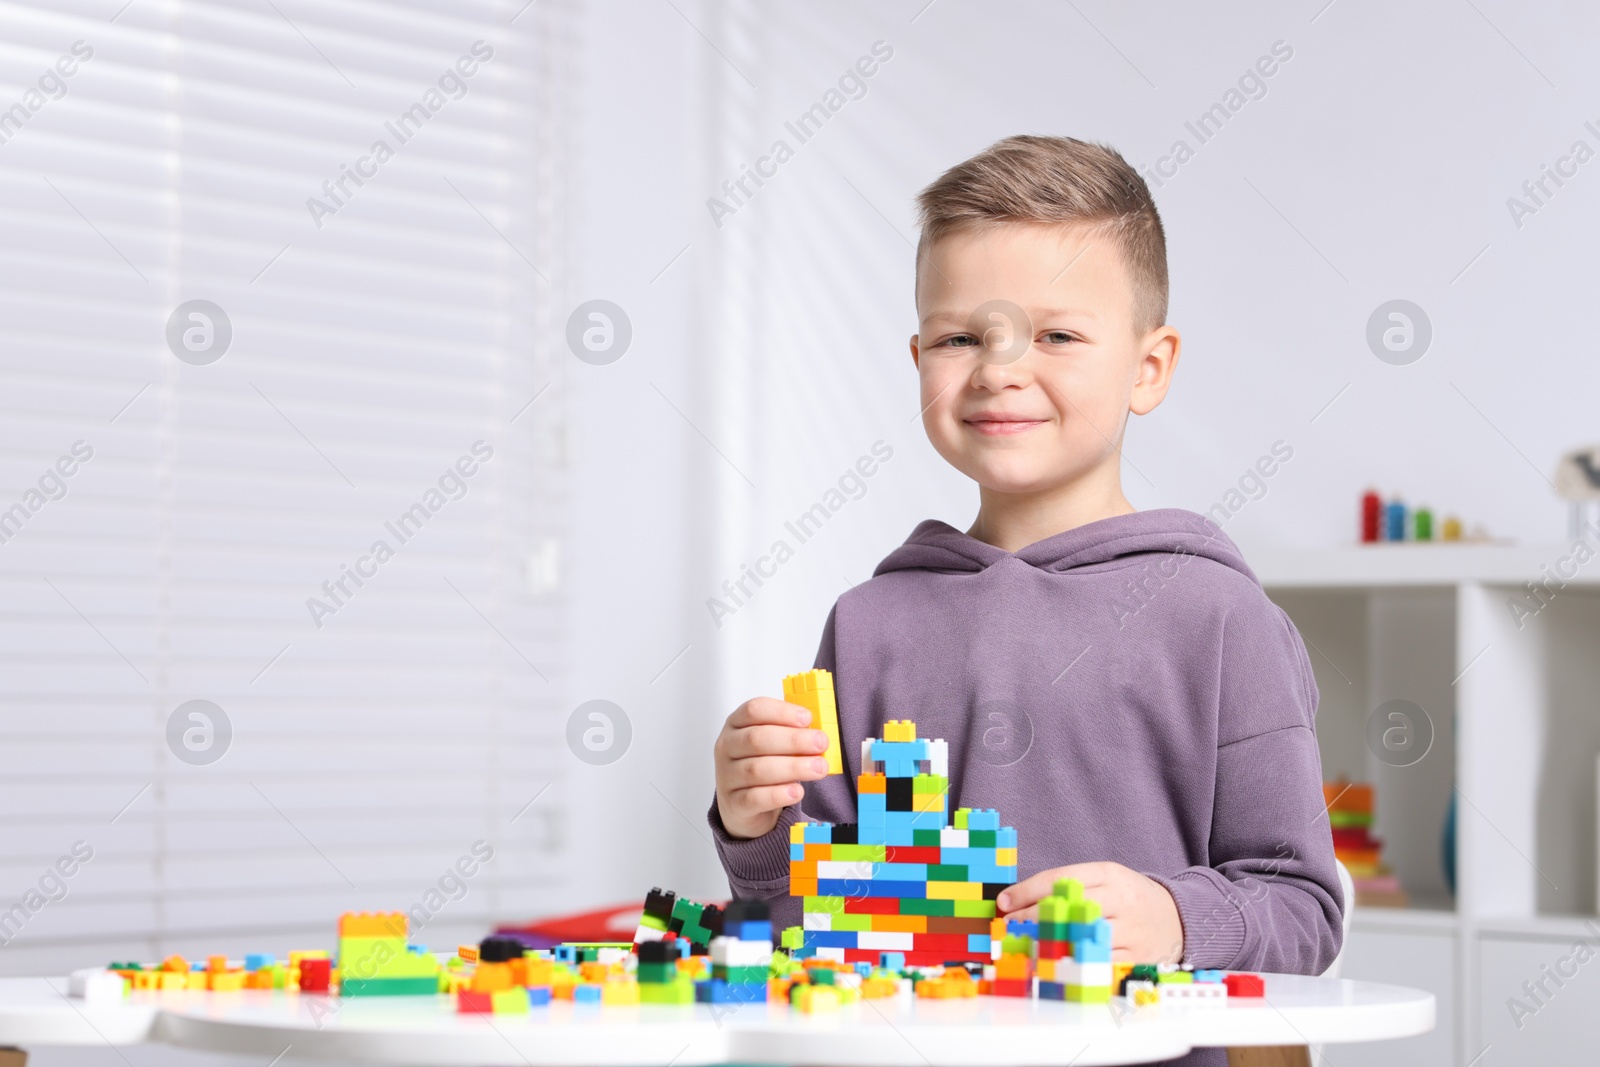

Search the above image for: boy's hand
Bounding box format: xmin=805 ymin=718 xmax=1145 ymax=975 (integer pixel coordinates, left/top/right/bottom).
xmin=713 ymin=698 xmax=832 ymax=840
xmin=998 ymin=862 xmax=1184 ymax=964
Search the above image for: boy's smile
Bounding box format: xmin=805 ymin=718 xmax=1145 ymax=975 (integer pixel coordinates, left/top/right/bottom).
xmin=910 ymin=222 xmax=1181 ymax=547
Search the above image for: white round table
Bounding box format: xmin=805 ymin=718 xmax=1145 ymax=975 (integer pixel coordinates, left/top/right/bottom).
xmin=0 ymin=974 xmax=1434 ymax=1066
xmin=0 ymin=978 xmax=155 ymax=1047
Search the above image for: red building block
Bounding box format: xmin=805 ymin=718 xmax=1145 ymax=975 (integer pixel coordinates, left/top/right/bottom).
xmin=457 ymin=991 xmax=494 ymax=1013
xmin=298 ymin=958 xmax=331 ymax=993
xmin=1224 ymin=973 xmax=1264 ymax=998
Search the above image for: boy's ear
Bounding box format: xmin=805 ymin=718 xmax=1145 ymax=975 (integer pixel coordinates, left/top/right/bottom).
xmin=909 ymin=334 xmax=921 ymax=370
xmin=1129 ymin=326 xmax=1181 ymax=416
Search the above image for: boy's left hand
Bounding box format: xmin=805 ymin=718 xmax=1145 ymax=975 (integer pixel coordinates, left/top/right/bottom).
xmin=997 ymin=862 xmax=1184 ymax=965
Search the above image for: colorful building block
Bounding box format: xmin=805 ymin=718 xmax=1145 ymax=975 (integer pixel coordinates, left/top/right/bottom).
xmin=784 ymin=669 xmax=843 ymax=775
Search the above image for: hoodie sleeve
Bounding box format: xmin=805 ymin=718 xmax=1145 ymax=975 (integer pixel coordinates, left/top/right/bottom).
xmin=1147 ymin=595 xmax=1346 ymax=974
xmin=707 ymin=606 xmax=858 ymax=933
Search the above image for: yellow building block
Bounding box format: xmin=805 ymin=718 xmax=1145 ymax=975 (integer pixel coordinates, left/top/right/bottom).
xmin=339 ymin=912 xmax=408 ymax=938
xmin=185 ymin=971 xmax=207 ymax=991
xmin=912 ymin=792 xmax=947 ymax=813
xmin=472 ymin=961 xmax=515 ymax=994
xmin=209 ymin=971 xmax=245 ymax=992
xmin=602 ymin=979 xmax=640 ymax=1005
xmin=490 ymin=988 xmax=529 ymax=1014
xmin=861 ymin=975 xmax=901 ymax=999
xmin=996 ymin=848 xmax=1018 ymax=866
xmin=883 ymin=720 xmax=916 ymax=742
xmin=792 ymin=984 xmax=841 ymax=1013
xmin=783 ymin=670 xmax=842 ymax=775
xmin=790 ymin=822 xmax=807 ymax=844
xmin=926 ymin=880 xmax=982 ymax=901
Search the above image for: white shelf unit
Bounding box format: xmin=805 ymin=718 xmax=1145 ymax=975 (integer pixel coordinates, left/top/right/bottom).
xmin=1257 ymin=545 xmax=1600 ymax=1067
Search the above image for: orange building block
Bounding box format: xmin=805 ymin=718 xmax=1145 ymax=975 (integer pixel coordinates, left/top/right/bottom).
xmin=338 ymin=912 xmax=408 ymax=937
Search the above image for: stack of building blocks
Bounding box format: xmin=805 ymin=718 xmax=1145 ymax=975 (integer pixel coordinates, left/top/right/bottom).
xmin=783 ymin=669 xmax=843 ymax=775
xmin=1034 ymin=878 xmax=1113 ymax=1003
xmin=637 ymin=940 xmax=694 ymax=1004
xmin=985 ymin=921 xmax=1033 ymax=997
xmin=790 ymin=719 xmax=1013 ymax=968
xmin=634 ymin=887 xmax=677 ymax=945
xmin=337 ymin=912 xmax=442 ymax=995
xmin=1324 ymin=780 xmax=1408 ymax=907
xmin=698 ymin=899 xmax=772 ymax=1004
xmin=458 ymin=935 xmax=531 ymax=1013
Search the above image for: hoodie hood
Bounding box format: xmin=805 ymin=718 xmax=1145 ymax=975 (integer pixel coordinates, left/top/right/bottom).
xmin=873 ymin=508 xmax=1260 ymax=585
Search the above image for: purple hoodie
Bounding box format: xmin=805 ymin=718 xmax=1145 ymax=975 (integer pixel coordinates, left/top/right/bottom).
xmin=708 ymin=509 xmax=1343 ymax=1056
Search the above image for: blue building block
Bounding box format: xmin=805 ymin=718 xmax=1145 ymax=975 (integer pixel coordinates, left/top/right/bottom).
xmin=574 ymin=984 xmax=602 ymax=1003
xmin=1038 ymin=980 xmax=1066 ymax=1000
xmin=871 ymin=862 xmax=929 ymax=880
xmin=967 ymin=933 xmax=991 ymax=954
xmin=1073 ymin=940 xmax=1111 ymax=963
xmin=859 ymin=793 xmax=887 ymax=817
xmin=996 ymin=827 xmax=1018 ymax=847
xmin=696 ymin=979 xmax=767 ymax=1004
xmin=1194 ymin=970 xmax=1224 ymax=984
xmin=858 ymin=824 xmax=888 ymax=845
xmin=803 ymin=823 xmax=834 ymax=844
xmin=803 ymin=930 xmax=860 ymax=949
xmin=729 ymin=921 xmax=772 ymax=942
xmin=967 ymin=809 xmax=1000 ymax=831
xmin=869 ymin=740 xmax=930 ymax=763
xmin=244 ymin=953 xmax=272 ymax=972
xmin=879 ymin=952 xmax=905 ymax=971
xmin=790 ymin=843 xmax=806 ymax=861
xmin=1006 ymin=919 xmax=1039 ymax=938
xmin=527 ymin=986 xmax=552 ymax=1006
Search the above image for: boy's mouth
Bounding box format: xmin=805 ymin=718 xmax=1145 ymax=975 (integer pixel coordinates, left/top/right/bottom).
xmin=965 ymin=413 xmax=1047 ymax=436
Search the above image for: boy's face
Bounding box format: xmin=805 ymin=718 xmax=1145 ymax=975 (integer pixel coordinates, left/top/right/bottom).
xmin=911 ymin=223 xmax=1179 ymax=499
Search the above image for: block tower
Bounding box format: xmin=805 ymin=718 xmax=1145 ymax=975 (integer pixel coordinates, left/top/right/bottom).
xmin=1034 ymin=878 xmax=1113 ymax=1002
xmin=337 ymin=912 xmax=442 ymax=995
xmin=789 ymin=717 xmax=1018 ymax=967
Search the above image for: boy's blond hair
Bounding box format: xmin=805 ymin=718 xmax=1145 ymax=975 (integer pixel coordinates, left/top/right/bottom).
xmin=914 ymin=135 xmax=1168 ymax=335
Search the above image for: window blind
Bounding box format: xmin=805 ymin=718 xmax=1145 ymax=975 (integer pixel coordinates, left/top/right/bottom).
xmin=0 ymin=0 xmax=571 ymax=974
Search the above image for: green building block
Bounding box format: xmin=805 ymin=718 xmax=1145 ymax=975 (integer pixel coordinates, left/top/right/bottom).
xmin=341 ymin=976 xmax=440 ymax=996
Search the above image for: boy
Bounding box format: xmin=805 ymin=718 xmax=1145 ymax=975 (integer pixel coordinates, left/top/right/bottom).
xmin=707 ymin=136 xmax=1342 ymax=1007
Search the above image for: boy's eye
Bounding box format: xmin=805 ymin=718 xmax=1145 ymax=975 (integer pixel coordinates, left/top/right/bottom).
xmin=936 ymin=334 xmax=979 ymax=349
xmin=1041 ymin=331 xmax=1076 ymax=345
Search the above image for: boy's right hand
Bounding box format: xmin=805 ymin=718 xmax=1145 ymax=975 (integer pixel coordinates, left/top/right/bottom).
xmin=714 ymin=697 xmax=833 ymax=840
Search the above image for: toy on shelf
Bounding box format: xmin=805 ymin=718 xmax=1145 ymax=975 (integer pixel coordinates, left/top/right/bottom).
xmin=1325 ymin=780 xmax=1408 ymax=908
xmin=1358 ymin=489 xmax=1494 ymax=545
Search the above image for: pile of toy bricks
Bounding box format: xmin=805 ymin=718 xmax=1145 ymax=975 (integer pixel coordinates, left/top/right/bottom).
xmin=1324 ymin=780 xmax=1408 ymax=907
xmin=1119 ymin=964 xmax=1264 ymax=1004
xmin=790 ymin=720 xmax=1016 ymax=967
xmin=338 ymin=912 xmax=442 ymax=995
